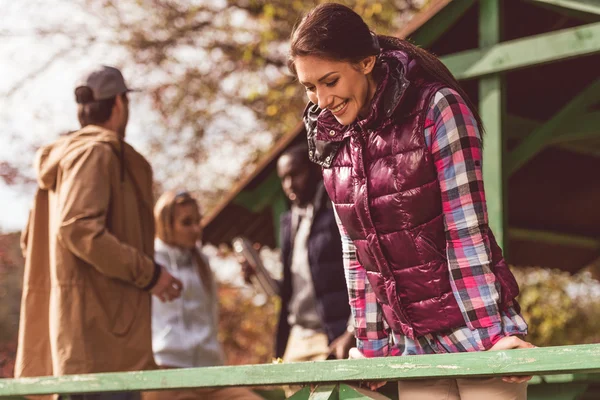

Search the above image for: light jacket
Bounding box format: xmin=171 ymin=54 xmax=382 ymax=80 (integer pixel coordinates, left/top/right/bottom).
xmin=15 ymin=125 xmax=157 ymax=385
xmin=152 ymin=239 xmax=224 ymax=368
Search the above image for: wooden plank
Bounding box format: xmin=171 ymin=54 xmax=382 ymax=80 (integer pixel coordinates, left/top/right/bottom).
xmin=479 ymin=0 xmax=507 ymax=250
xmin=271 ymin=191 xmax=288 ymax=248
xmin=505 ymin=112 xmax=600 ymax=143
xmin=509 ymin=227 xmax=600 ymax=249
xmin=338 ymin=384 xmax=391 ymax=400
xmin=2 ymin=345 xmax=600 ymax=397
xmin=308 ymin=385 xmax=338 ymax=400
xmin=507 ymin=78 xmax=600 ymax=175
xmin=556 ymin=141 xmax=600 ymax=157
xmin=440 ymin=22 xmax=600 ymax=80
xmin=288 ymin=386 xmax=312 ymax=400
xmin=528 ymin=0 xmax=600 ymax=19
xmin=232 ymin=171 xmax=282 ymax=213
xmin=407 ymin=0 xmax=475 ymax=47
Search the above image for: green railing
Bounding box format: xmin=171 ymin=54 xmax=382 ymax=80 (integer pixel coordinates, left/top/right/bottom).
xmin=1 ymin=344 xmax=600 ymax=400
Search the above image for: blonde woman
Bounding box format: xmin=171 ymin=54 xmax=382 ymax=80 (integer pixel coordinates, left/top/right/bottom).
xmin=143 ymin=191 xmax=261 ymax=400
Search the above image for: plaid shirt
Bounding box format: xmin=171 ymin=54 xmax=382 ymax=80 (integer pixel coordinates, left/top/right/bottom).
xmin=337 ymin=88 xmax=527 ymax=358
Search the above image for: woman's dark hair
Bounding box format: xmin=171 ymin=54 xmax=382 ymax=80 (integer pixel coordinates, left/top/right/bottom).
xmin=76 ymin=86 xmax=127 ymax=127
xmin=289 ymin=3 xmax=484 ymax=133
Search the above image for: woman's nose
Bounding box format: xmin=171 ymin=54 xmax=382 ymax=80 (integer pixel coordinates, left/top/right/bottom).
xmin=316 ymin=89 xmax=331 ymax=110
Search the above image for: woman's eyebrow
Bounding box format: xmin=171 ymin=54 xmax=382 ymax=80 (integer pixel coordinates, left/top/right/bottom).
xmin=300 ymin=71 xmax=338 ymax=86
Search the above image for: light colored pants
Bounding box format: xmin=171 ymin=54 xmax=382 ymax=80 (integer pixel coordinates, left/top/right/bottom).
xmin=282 ymin=329 xmax=330 ymax=363
xmin=397 ymin=378 xmax=527 ymax=400
xmin=281 ymin=330 xmax=330 ymax=397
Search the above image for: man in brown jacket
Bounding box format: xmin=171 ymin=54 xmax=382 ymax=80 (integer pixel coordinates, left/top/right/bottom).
xmin=15 ymin=66 xmax=182 ymax=400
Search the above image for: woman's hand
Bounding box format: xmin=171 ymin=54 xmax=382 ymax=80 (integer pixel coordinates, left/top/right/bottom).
xmin=348 ymin=348 xmax=388 ymax=391
xmin=488 ymin=336 xmax=536 ymax=383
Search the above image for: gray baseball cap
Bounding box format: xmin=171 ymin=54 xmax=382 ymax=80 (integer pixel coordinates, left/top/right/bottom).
xmin=75 ymin=65 xmax=135 ymax=103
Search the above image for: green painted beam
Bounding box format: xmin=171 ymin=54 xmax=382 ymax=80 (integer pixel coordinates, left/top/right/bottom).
xmin=272 ymin=191 xmax=288 ymax=248
xmin=2 ymin=345 xmax=600 ymax=397
xmin=408 ymin=0 xmax=475 ymax=47
xmin=479 ymin=0 xmax=507 ymax=251
xmin=506 ymin=112 xmax=600 ymax=143
xmin=549 ymin=111 xmax=600 ymax=144
xmin=289 ymin=387 xmax=312 ymax=400
xmin=509 ymin=227 xmax=600 ymax=249
xmin=232 ymin=171 xmax=283 ymax=213
xmin=528 ymin=0 xmax=600 ymax=21
xmin=308 ymin=385 xmax=338 ymax=400
xmin=440 ymin=21 xmax=600 ymax=80
xmin=556 ymin=141 xmax=600 ymax=157
xmin=505 ymin=115 xmax=542 ymax=140
xmin=507 ymin=78 xmax=600 ymax=175
xmin=338 ymin=384 xmax=389 ymax=400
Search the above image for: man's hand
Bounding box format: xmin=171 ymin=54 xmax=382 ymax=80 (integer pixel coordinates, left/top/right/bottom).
xmin=151 ymin=266 xmax=183 ymax=302
xmin=488 ymin=336 xmax=536 ymax=383
xmin=236 ymin=255 xmax=256 ymax=284
xmin=348 ymin=347 xmax=387 ymax=391
xmin=329 ymin=330 xmax=355 ymax=360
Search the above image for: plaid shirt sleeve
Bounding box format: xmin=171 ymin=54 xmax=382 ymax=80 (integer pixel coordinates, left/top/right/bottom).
xmin=333 ymin=208 xmax=390 ymax=358
xmin=425 ymin=88 xmax=504 ymax=351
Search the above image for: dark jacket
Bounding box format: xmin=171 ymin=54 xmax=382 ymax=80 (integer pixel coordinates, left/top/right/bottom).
xmin=304 ymin=50 xmax=520 ymax=339
xmin=275 ymin=186 xmax=350 ymax=358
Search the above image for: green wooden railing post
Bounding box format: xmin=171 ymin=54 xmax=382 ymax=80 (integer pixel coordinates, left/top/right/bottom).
xmin=479 ymin=0 xmax=508 ymax=252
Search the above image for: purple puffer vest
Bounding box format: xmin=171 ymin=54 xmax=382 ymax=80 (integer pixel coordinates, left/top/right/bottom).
xmin=303 ymin=50 xmax=520 ymax=339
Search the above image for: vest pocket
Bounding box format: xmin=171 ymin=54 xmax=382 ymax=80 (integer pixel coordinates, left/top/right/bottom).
xmin=417 ymin=234 xmax=447 ymax=261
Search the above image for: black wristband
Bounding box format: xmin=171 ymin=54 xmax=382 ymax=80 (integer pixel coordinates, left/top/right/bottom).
xmin=142 ymin=262 xmax=162 ymax=291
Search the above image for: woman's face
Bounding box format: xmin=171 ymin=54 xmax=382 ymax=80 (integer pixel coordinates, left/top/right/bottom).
xmin=171 ymin=202 xmax=202 ymax=250
xmin=294 ymin=55 xmax=376 ymax=126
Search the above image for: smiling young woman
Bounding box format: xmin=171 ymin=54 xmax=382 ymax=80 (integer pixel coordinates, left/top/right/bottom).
xmin=288 ymin=3 xmax=533 ymax=400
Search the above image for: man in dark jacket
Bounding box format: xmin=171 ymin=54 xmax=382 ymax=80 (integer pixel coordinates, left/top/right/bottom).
xmin=243 ymin=143 xmax=353 ymax=362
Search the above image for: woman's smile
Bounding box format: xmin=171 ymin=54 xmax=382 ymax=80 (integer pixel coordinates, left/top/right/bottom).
xmin=330 ymin=99 xmax=349 ymax=116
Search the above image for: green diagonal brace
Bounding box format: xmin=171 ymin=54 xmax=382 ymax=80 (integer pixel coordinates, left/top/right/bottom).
xmin=232 ymin=171 xmax=283 ymax=213
xmin=528 ymin=0 xmax=600 ymax=18
xmin=507 ymin=78 xmax=600 ymax=175
xmin=308 ymin=385 xmax=338 ymax=400
xmin=408 ymin=0 xmax=475 ymax=47
xmin=288 ymin=387 xmax=312 ymax=400
xmin=505 ymin=112 xmax=600 ymax=144
xmin=440 ymin=21 xmax=600 ymax=80
xmin=338 ymin=384 xmax=391 ymax=399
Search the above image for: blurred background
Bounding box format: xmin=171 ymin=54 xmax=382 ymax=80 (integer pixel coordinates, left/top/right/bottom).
xmin=1 ymin=0 xmax=599 ymax=379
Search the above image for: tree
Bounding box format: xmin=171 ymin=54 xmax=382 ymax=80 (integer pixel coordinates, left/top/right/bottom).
xmin=77 ymin=0 xmax=421 ymax=209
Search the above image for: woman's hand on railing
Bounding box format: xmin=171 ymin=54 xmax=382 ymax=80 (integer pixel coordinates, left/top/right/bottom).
xmin=348 ymin=347 xmax=388 ymax=391
xmin=488 ymin=336 xmax=536 ymax=383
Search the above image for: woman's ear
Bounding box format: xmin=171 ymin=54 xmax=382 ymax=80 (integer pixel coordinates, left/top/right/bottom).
xmin=360 ymin=55 xmax=377 ymax=75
